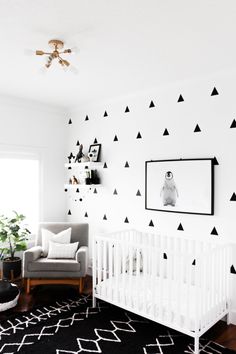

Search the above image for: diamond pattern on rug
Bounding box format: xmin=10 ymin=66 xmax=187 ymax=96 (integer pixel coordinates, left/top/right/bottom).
xmin=0 ymin=296 xmax=235 ymax=354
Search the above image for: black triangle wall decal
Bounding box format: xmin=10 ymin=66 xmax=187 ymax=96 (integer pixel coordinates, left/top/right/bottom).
xmin=149 ymin=100 xmax=155 ymax=108
xmin=163 ymin=253 xmax=167 ymax=259
xmin=178 ymin=94 xmax=184 ymax=102
xmin=69 ymin=152 xmax=75 ymax=159
xmin=94 ymin=138 xmax=98 ymax=144
xmin=64 ymin=189 xmax=68 ymax=192
xmin=124 ymin=217 xmax=129 ymax=223
xmin=103 ymin=162 xmax=107 ymax=168
xmin=79 ymin=198 xmax=83 ymax=202
xmin=124 ymin=161 xmax=129 ymax=168
xmin=230 ymin=119 xmax=236 ymax=128
xmin=192 ymin=259 xmax=196 ymax=266
xmin=149 ymin=220 xmax=154 ymax=227
xmin=103 ymin=214 xmax=107 ymax=220
xmin=211 ymin=87 xmax=219 ymax=96
xmin=213 ymin=157 xmax=219 ymax=165
xmin=230 ymin=193 xmax=236 ymax=201
xmin=163 ymin=128 xmax=169 ymax=136
xmin=76 ymin=140 xmax=80 ymax=146
xmin=68 ymin=210 xmax=71 ymax=215
xmin=177 ymin=223 xmax=184 ymax=231
xmin=84 ymin=212 xmax=88 ymax=217
xmin=231 ymin=265 xmax=236 ymax=274
xmin=94 ymin=188 xmax=97 ymax=194
xmin=76 ymin=188 xmax=79 ymax=193
xmin=68 ymin=119 xmax=72 ymax=124
xmin=113 ymin=135 xmax=118 ymax=142
xmin=68 ymin=167 xmax=72 ymax=170
xmin=136 ymin=132 xmax=142 ymax=139
xmin=194 ymin=124 xmax=201 ymax=132
xmin=113 ymin=189 xmax=118 ymax=195
xmin=136 ymin=189 xmax=141 ymax=196
xmin=211 ymin=227 xmax=218 ymax=235
xmin=85 ymin=115 xmax=89 ymax=121
xmin=103 ymin=111 xmax=108 ymax=117
xmin=125 ymin=106 xmax=130 ymax=113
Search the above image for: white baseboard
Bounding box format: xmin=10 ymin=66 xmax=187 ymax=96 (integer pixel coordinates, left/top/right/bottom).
xmin=230 ymin=309 xmax=236 ymax=325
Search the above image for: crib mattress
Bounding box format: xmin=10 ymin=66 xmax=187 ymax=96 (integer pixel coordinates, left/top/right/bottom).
xmin=96 ymin=274 xmax=225 ymax=331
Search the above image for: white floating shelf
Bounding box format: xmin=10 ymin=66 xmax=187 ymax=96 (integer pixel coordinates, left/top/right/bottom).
xmin=64 ymin=184 xmax=101 ymax=189
xmin=65 ymin=162 xmax=103 ymax=169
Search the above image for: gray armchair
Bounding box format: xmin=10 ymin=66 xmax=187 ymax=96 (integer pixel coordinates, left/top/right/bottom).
xmin=23 ymin=222 xmax=88 ymax=294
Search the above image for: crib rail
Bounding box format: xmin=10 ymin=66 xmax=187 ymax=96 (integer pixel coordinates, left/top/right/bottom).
xmin=93 ymin=230 xmax=230 ymax=336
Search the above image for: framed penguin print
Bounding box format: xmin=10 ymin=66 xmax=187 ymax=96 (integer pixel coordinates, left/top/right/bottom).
xmin=145 ymin=158 xmax=214 ymax=215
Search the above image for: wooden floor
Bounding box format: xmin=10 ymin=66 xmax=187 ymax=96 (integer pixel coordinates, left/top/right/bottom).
xmin=0 ymin=276 xmax=236 ymax=352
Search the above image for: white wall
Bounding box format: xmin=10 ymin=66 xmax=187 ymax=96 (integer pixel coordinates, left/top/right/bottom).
xmin=0 ymin=95 xmax=66 ymax=223
xmin=66 ymin=70 xmax=236 ymax=323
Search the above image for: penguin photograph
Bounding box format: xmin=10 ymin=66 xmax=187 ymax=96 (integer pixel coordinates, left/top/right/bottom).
xmin=145 ymin=159 xmax=214 ymax=215
xmin=160 ymin=171 xmax=179 ymax=207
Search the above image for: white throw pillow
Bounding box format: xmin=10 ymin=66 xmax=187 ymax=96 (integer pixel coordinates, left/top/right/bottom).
xmin=41 ymin=228 xmax=71 ymax=257
xmin=47 ymin=241 xmax=79 ymax=259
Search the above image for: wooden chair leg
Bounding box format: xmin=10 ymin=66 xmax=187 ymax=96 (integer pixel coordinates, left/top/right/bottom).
xmin=26 ymin=279 xmax=31 ymax=294
xmin=79 ymin=278 xmax=84 ymax=293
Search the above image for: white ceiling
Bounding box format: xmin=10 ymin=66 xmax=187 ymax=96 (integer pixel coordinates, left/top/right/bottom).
xmin=0 ymin=0 xmax=236 ymax=109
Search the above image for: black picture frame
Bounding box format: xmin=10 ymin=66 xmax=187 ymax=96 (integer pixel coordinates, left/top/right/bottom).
xmin=88 ymin=144 xmax=101 ymax=162
xmin=145 ymin=158 xmax=214 ymax=215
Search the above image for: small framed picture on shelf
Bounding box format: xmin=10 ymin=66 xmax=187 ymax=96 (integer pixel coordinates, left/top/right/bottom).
xmin=88 ymin=144 xmax=101 ymax=162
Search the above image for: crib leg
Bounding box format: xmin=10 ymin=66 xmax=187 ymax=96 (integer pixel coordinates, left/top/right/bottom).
xmin=194 ymin=336 xmax=199 ymax=354
xmin=226 ymin=312 xmax=231 ymax=325
xmin=92 ymin=294 xmax=97 ymax=308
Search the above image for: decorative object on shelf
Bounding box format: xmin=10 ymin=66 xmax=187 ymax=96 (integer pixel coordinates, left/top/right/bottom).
xmin=71 ymin=176 xmax=79 ymax=185
xmin=85 ymin=170 xmax=91 ymax=185
xmin=81 ymin=155 xmax=89 ymax=163
xmin=88 ymin=152 xmax=95 ymax=162
xmin=0 ymin=211 xmax=30 ymax=280
xmin=88 ymin=144 xmax=101 ymax=162
xmin=74 ymin=144 xmax=84 ymax=163
xmin=91 ymin=170 xmax=100 ymax=184
xmin=67 ymin=152 xmax=75 ymax=164
xmin=35 ymin=39 xmax=77 ymax=70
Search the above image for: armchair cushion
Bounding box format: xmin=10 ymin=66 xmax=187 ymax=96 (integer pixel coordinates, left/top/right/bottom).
xmin=47 ymin=241 xmax=79 ymax=259
xmin=27 ymin=258 xmax=81 ymax=272
xmin=41 ymin=227 xmax=71 ymax=257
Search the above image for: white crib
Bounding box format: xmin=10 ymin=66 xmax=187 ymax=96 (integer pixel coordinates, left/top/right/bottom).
xmin=92 ymin=229 xmax=231 ymax=354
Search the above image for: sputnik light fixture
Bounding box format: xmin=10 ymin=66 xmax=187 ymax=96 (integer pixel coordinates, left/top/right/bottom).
xmin=36 ymin=39 xmax=74 ymax=69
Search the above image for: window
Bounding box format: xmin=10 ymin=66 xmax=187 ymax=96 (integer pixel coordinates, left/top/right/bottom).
xmin=0 ymin=157 xmax=39 ymax=233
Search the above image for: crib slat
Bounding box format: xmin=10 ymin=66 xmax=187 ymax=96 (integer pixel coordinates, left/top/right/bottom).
xmin=136 ymin=239 xmax=141 ymax=312
xmin=92 ymin=238 xmax=97 ymax=307
xmin=158 ymin=234 xmax=164 ymax=321
xmin=185 ymin=239 xmax=191 ymax=331
xmin=97 ymin=240 xmax=102 ymax=287
xmin=108 ymin=240 xmax=113 ymax=301
xmin=166 ymin=236 xmax=171 ymax=323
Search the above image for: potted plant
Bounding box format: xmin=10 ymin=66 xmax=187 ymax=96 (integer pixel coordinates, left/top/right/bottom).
xmin=0 ymin=211 xmax=30 ymax=280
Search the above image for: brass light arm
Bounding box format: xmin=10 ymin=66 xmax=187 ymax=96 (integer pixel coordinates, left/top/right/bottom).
xmin=61 ymin=49 xmax=72 ymax=54
xmin=58 ymin=56 xmax=70 ymax=66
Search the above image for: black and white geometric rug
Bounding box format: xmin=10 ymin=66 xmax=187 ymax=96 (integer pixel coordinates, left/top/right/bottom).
xmin=0 ymin=295 xmax=235 ymax=354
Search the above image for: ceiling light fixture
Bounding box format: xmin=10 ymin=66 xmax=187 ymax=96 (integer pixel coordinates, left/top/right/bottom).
xmin=36 ymin=39 xmax=74 ymax=69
